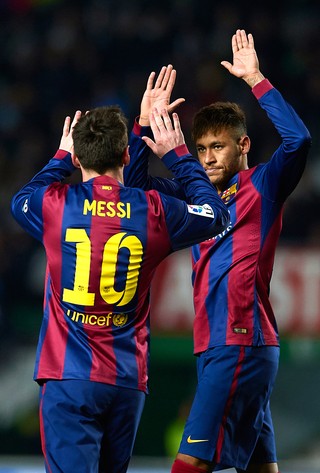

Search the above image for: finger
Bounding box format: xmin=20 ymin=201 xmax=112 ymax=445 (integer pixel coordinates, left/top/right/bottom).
xmin=71 ymin=110 xmax=82 ymax=130
xmin=220 ymin=60 xmax=232 ymax=72
xmin=63 ymin=116 xmax=71 ymax=136
xmin=165 ymin=68 xmax=177 ymax=93
xmin=154 ymin=66 xmax=167 ymax=89
xmin=161 ymin=64 xmax=174 ymax=89
xmin=161 ymin=109 xmax=173 ymax=132
xmin=240 ymin=29 xmax=248 ymax=47
xmin=146 ymin=71 xmax=156 ymax=91
xmin=231 ymin=33 xmax=238 ymax=53
xmin=152 ymin=107 xmax=166 ymax=129
xmin=235 ymin=29 xmax=243 ymax=49
xmin=141 ymin=136 xmax=156 ymax=153
xmin=172 ymin=112 xmax=185 ymax=144
xmin=167 ymin=97 xmax=186 ymax=113
xmin=149 ymin=110 xmax=162 ymax=140
xmin=247 ymin=33 xmax=254 ymax=49
xmin=172 ymin=112 xmax=181 ymax=133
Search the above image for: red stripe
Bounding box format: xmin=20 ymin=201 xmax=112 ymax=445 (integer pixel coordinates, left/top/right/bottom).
xmin=256 ymin=212 xmax=282 ymax=344
xmin=138 ymin=192 xmax=171 ymax=387
xmin=252 ymin=79 xmax=273 ymax=100
xmin=214 ymin=346 xmax=245 ymax=464
xmin=226 ymin=172 xmax=260 ymax=344
xmin=39 ymin=384 xmax=53 ymax=473
xmin=193 ymin=248 xmax=211 ymax=351
xmin=174 ymin=144 xmax=190 ymax=157
xmin=38 ymin=185 xmax=69 ymax=378
xmin=54 ymin=149 xmax=71 ymax=160
xmin=86 ymin=179 xmax=118 ymax=383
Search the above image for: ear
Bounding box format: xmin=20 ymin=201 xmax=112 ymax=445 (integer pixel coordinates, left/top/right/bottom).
xmin=122 ymin=146 xmax=130 ymax=167
xmin=72 ymin=154 xmax=81 ymax=169
xmin=240 ymin=135 xmax=251 ymax=155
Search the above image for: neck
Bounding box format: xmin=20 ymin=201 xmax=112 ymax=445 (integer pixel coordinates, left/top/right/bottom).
xmin=82 ymin=167 xmax=124 ymax=184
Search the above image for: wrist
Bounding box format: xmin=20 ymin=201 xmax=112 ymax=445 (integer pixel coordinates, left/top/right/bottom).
xmin=139 ymin=115 xmax=150 ymax=126
xmin=242 ymin=72 xmax=265 ymax=88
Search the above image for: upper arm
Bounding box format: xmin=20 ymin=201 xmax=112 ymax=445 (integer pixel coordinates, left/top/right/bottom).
xmin=251 ymin=86 xmax=311 ymax=201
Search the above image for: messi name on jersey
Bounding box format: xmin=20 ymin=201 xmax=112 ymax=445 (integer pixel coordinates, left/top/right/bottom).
xmin=83 ymin=199 xmax=131 ymax=218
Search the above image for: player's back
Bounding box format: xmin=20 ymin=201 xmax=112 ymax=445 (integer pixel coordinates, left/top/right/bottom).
xmin=34 ymin=174 xmax=173 ymax=390
xmin=43 ymin=175 xmax=171 ymax=314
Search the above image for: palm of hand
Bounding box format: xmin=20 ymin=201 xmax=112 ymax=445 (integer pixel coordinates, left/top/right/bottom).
xmin=231 ymin=48 xmax=259 ymax=78
xmin=141 ymin=90 xmax=170 ymax=115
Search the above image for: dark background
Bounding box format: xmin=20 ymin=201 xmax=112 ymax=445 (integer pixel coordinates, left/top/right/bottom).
xmin=0 ymin=0 xmax=319 ymax=462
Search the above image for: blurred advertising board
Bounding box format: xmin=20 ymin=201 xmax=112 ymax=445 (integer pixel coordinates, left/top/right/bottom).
xmin=150 ymin=247 xmax=320 ymax=336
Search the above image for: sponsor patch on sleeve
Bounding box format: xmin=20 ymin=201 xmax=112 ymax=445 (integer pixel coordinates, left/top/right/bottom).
xmin=22 ymin=198 xmax=29 ymax=213
xmin=187 ymin=204 xmax=214 ymax=218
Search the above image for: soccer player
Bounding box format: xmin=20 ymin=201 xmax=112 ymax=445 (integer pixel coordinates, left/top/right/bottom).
xmin=124 ymin=30 xmax=311 ymax=473
xmin=11 ymin=99 xmax=230 ymax=472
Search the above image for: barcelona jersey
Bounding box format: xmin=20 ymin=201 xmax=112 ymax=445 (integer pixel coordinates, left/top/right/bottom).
xmin=11 ymin=144 xmax=229 ymax=392
xmin=125 ymin=79 xmax=311 ymax=354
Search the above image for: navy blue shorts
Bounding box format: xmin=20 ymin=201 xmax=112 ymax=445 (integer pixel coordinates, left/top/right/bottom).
xmin=178 ymin=345 xmax=279 ymax=470
xmin=39 ymin=380 xmax=145 ymax=473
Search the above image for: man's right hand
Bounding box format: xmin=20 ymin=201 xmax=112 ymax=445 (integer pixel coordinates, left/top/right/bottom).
xmin=221 ymin=29 xmax=265 ymax=88
xmin=59 ymin=110 xmax=82 ymax=153
xmin=139 ymin=65 xmax=185 ymax=126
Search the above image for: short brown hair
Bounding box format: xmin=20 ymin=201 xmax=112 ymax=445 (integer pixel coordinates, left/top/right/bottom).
xmin=192 ymin=102 xmax=247 ymax=143
xmin=73 ymin=105 xmax=128 ymax=174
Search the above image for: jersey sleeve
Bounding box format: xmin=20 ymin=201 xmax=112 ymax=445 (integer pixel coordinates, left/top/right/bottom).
xmin=125 ymin=120 xmax=186 ymax=199
xmin=251 ymin=79 xmax=311 ymax=201
xmin=157 ymin=145 xmax=230 ymax=250
xmin=11 ymin=150 xmax=75 ymax=241
xmin=159 ymin=193 xmax=225 ymax=251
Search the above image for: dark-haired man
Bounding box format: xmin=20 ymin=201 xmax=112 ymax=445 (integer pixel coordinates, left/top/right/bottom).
xmin=125 ymin=30 xmax=311 ymax=473
xmin=11 ymin=100 xmax=229 ymax=473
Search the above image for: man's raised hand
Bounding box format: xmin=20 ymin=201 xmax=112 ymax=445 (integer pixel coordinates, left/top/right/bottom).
xmin=142 ymin=108 xmax=185 ymax=158
xmin=139 ymin=65 xmax=185 ymax=126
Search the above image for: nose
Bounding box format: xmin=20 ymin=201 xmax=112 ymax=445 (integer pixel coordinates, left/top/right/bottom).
xmin=203 ymin=149 xmax=217 ymax=164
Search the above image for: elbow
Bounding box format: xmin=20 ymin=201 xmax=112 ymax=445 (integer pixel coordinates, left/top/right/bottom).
xmin=296 ymin=128 xmax=312 ymax=153
xmin=11 ymin=195 xmax=18 ymax=219
xmin=11 ymin=193 xmax=24 ymax=221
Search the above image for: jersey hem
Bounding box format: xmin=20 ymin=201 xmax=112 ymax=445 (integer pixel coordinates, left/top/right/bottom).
xmin=194 ymin=340 xmax=280 ymax=355
xmin=34 ymin=374 xmax=147 ymax=393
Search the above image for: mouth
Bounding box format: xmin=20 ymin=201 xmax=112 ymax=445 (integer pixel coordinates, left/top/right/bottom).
xmin=205 ymin=168 xmax=222 ymax=176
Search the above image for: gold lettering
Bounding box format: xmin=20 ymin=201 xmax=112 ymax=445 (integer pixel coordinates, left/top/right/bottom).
xmin=116 ymin=202 xmax=125 ymax=218
xmin=83 ymin=200 xmax=130 ymax=218
xmin=88 ymin=315 xmax=97 ymax=325
xmin=83 ymin=199 xmax=97 ymax=216
xmin=75 ymin=312 xmax=86 ymax=323
xmin=65 ymin=310 xmax=123 ymax=327
xmin=97 ymin=201 xmax=106 ymax=217
xmin=97 ymin=316 xmax=106 ymax=326
xmin=106 ymin=201 xmax=116 ymax=217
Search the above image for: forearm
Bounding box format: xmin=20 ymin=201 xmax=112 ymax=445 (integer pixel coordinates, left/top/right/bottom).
xmin=124 ymin=121 xmax=152 ymax=189
xmin=162 ymin=146 xmax=230 ymax=227
xmin=11 ymin=150 xmax=75 ymax=231
xmin=13 ymin=151 xmax=74 ymax=198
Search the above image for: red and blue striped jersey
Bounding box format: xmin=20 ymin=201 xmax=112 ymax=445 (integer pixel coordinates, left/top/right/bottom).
xmin=124 ymin=80 xmax=311 ymax=353
xmin=11 ymin=144 xmax=229 ymax=392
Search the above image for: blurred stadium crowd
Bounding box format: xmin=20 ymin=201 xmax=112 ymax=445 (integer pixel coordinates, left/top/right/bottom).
xmin=0 ymin=0 xmax=319 ymax=348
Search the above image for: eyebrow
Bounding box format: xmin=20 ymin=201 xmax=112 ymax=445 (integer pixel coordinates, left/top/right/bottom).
xmin=196 ymin=140 xmax=224 ymax=147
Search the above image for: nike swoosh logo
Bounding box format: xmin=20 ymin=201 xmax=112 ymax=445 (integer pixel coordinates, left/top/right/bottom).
xmin=187 ymin=435 xmax=209 ymax=444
